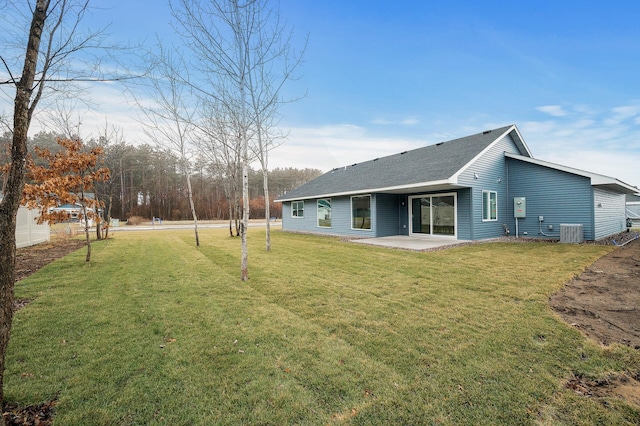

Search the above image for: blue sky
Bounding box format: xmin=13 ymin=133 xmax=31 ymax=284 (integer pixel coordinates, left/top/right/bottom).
xmin=4 ymin=1 xmax=640 ymax=188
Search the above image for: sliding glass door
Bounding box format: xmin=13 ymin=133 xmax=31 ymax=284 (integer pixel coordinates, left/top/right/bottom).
xmin=410 ymin=194 xmax=456 ymax=237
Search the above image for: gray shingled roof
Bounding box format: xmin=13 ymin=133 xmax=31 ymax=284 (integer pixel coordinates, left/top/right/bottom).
xmin=277 ymin=125 xmax=515 ymax=201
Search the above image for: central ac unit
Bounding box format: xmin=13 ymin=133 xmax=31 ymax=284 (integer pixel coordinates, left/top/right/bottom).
xmin=560 ymin=224 xmax=584 ymax=243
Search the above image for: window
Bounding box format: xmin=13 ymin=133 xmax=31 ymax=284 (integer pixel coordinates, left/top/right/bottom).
xmin=482 ymin=191 xmax=497 ymax=221
xmin=351 ymin=195 xmax=371 ymax=230
xmin=317 ymin=198 xmax=331 ymax=227
xmin=291 ymin=201 xmax=304 ymax=218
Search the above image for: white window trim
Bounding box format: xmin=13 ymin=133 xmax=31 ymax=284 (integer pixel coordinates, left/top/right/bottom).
xmin=408 ymin=192 xmax=458 ymax=238
xmin=350 ymin=194 xmax=373 ymax=231
xmin=482 ymin=190 xmax=498 ymax=222
xmin=291 ymin=200 xmax=304 ymax=218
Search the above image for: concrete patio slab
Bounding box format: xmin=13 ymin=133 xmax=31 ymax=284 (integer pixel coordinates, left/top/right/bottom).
xmin=350 ymin=235 xmax=470 ymax=251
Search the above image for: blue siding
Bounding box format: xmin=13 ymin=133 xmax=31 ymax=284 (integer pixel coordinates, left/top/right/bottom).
xmin=375 ymin=194 xmax=401 ymax=236
xmin=282 ymin=195 xmax=379 ymax=236
xmin=456 ymin=188 xmax=472 ymax=240
xmin=458 ymin=134 xmax=521 ymax=240
xmin=594 ymin=188 xmax=626 ymax=239
xmin=507 ymin=159 xmax=595 ymax=240
xmin=281 ymin=199 xmax=322 ymax=234
xmin=281 ymin=132 xmax=617 ymax=243
xmin=399 ymin=195 xmax=410 ymax=235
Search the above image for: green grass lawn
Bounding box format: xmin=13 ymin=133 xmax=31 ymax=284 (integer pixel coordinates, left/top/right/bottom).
xmin=7 ymin=229 xmax=640 ymax=425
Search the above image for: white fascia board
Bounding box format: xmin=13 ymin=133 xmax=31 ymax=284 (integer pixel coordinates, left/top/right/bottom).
xmin=276 ymin=179 xmax=454 ymax=202
xmin=508 ymin=125 xmax=533 ymax=157
xmin=506 ymin=152 xmax=604 ymax=179
xmin=505 ymin=152 xmax=639 ymax=193
xmin=450 ymin=125 xmax=516 ymax=182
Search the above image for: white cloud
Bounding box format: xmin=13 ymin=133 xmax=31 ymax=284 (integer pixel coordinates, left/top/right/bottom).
xmin=604 ymin=104 xmax=640 ymax=126
xmin=269 ymin=124 xmax=421 ymax=172
xmin=5 ymin=82 xmax=640 ymax=190
xmin=536 ymin=105 xmax=568 ymax=117
xmin=371 ymin=116 xmax=419 ymax=126
xmin=273 ymin=106 xmax=640 ymax=189
xmin=520 ymin=106 xmax=640 ymax=187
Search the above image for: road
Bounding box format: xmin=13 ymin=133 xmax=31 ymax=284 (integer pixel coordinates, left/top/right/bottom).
xmin=107 ymin=220 xmax=280 ymax=232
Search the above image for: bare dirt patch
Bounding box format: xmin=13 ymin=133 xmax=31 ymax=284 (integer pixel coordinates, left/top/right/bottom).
xmin=550 ymin=236 xmax=640 ymax=349
xmin=551 ymin=234 xmax=640 ymax=412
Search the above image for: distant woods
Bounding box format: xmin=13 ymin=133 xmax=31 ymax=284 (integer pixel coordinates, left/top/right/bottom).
xmin=0 ymin=131 xmax=321 ymax=221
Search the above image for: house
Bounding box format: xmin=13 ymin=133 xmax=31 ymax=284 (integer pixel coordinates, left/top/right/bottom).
xmin=276 ymin=125 xmax=639 ymax=242
xmin=49 ymin=193 xmax=102 ymax=227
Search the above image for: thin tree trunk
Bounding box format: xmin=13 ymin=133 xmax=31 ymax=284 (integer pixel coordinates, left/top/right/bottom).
xmin=225 ymin=184 xmax=234 ymax=237
xmin=119 ymin=159 xmax=126 ymax=217
xmin=94 ymin=204 xmax=102 ymax=240
xmin=0 ymin=0 xmax=50 ymax=415
xmin=263 ymin=168 xmax=271 ymax=251
xmin=104 ymin=192 xmax=113 ymax=240
xmin=235 ymin=194 xmax=241 ymax=236
xmin=82 ymin=203 xmax=91 ymax=262
xmin=186 ymin=174 xmax=199 ymax=246
xmin=232 ymin=0 xmax=250 ymax=281
xmin=241 ymin=162 xmax=249 ymax=280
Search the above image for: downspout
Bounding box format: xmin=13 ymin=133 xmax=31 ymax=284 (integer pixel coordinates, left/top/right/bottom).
xmin=590 ymin=186 xmax=596 ymax=241
xmin=613 ymin=233 xmax=639 ymax=246
xmin=505 ymin=153 xmax=510 ymax=236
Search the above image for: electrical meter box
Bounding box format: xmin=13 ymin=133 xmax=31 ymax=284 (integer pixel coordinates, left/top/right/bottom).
xmin=514 ymin=197 xmax=526 ymax=218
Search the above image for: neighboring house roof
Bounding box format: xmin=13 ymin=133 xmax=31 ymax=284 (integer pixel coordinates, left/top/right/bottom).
xmin=51 ymin=203 xmax=84 ymax=210
xmin=277 ymin=125 xmax=529 ymax=202
xmin=505 ymin=153 xmax=639 ymax=195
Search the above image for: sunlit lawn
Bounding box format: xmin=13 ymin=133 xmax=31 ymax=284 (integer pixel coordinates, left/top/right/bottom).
xmin=7 ymin=228 xmax=640 ymax=425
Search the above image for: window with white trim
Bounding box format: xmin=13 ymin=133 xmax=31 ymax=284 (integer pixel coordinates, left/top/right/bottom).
xmin=291 ymin=201 xmax=304 ymax=218
xmin=317 ymin=198 xmax=331 ymax=227
xmin=482 ymin=191 xmax=497 ymax=221
xmin=351 ymin=195 xmax=371 ymax=230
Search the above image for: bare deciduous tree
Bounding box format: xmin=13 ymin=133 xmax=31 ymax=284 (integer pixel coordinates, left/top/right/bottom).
xmin=136 ymin=43 xmax=201 ymax=245
xmin=93 ymin=120 xmax=128 ymax=240
xmin=172 ymin=0 xmax=306 ymax=279
xmin=244 ymin=3 xmax=306 ymax=252
xmin=0 ymin=0 xmax=121 ymax=415
xmin=0 ymin=2 xmax=52 ymax=415
xmin=196 ymin=100 xmax=244 ymax=237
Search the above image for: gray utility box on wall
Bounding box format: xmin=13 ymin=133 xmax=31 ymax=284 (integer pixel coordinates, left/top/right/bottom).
xmin=514 ymin=197 xmax=526 ymax=218
xmin=560 ymin=224 xmax=584 ymax=243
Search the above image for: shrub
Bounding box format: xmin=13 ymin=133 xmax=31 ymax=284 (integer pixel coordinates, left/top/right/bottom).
xmin=126 ymin=216 xmax=145 ymax=226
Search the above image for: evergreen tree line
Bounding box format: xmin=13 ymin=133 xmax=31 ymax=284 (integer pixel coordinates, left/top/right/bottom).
xmin=0 ymin=131 xmax=321 ymax=222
